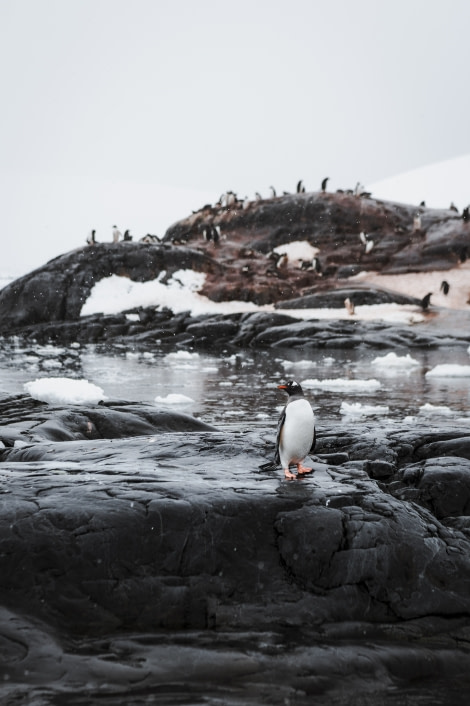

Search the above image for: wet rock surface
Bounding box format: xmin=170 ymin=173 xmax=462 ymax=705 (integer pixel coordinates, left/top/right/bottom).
xmin=1 ymin=396 xmax=470 ymax=702
xmin=5 ymin=307 xmax=470 ymax=353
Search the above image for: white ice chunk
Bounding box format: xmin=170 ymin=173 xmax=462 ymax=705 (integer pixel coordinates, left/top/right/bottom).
xmin=340 ymin=401 xmax=389 ymax=416
xmin=24 ymin=377 xmax=107 ymax=405
xmin=301 ymin=378 xmax=381 ymax=392
xmin=154 ymin=393 xmax=195 ymax=404
xmin=371 ymin=352 xmax=420 ymax=368
xmin=418 ymin=403 xmax=454 ymax=415
xmin=425 ymin=364 xmax=470 ymax=378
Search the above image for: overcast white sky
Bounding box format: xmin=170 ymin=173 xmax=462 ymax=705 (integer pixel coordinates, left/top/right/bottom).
xmin=2 ymin=0 xmax=470 ymax=274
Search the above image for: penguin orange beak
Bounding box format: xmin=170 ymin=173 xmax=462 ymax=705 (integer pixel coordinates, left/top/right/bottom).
xmin=277 ymin=384 xmax=287 ymax=389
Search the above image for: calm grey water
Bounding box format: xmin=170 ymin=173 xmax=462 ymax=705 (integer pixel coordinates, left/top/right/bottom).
xmin=1 ymin=336 xmax=469 ymax=429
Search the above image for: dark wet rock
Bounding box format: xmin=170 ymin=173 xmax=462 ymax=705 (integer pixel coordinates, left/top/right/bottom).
xmin=7 ymin=306 xmax=470 ymax=353
xmin=392 ymin=456 xmax=470 ymax=520
xmin=0 ymin=395 xmax=216 ymax=447
xmin=0 ymin=242 xmax=219 ymax=329
xmin=275 ymin=284 xmax=421 ymax=309
xmin=2 ymin=398 xmax=470 ymax=701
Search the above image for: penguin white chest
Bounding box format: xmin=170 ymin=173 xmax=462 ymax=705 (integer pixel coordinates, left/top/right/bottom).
xmin=279 ymin=399 xmax=315 ymax=467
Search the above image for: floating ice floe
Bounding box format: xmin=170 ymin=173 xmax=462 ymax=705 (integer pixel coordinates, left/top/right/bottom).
xmin=301 ymin=378 xmax=381 ymax=392
xmin=371 ymin=352 xmax=420 ymax=369
xmin=154 ymin=393 xmax=195 ymax=405
xmin=24 ymin=377 xmax=107 ymax=405
xmin=164 ymin=350 xmax=200 ymax=362
xmin=425 ymin=364 xmax=470 ymax=378
xmin=280 ymin=359 xmax=317 ymax=370
xmin=340 ymin=402 xmax=389 ymax=417
xmin=41 ymin=359 xmax=63 ymax=370
xmin=418 ymin=403 xmax=454 ymax=416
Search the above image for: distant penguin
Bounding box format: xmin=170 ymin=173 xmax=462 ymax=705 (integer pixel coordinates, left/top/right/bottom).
xmin=420 ymin=292 xmax=432 ymax=310
xmin=269 ymin=185 xmax=277 ymax=198
xmin=214 ymin=224 xmax=222 ymax=240
xmin=450 ymin=202 xmax=459 ymax=212
xmin=112 ymin=225 xmax=122 ymax=243
xmin=440 ymin=280 xmax=450 ymax=296
xmin=312 ymin=256 xmax=322 ymax=275
xmin=420 ymin=200 xmax=426 ymax=207
xmin=276 ymin=253 xmax=289 ymax=270
xmin=255 ymin=192 xmax=263 ymax=201
xmin=123 ymin=229 xmax=133 ymax=241
xmin=211 ymin=225 xmax=219 ymax=243
xmin=242 ymin=196 xmax=250 ymax=209
xmin=458 ymin=247 xmax=467 ymax=263
xmin=462 ymin=206 xmax=470 ymax=222
xmin=296 ymin=179 xmax=305 ymax=194
xmin=359 ymin=231 xmax=374 ymax=252
xmin=86 ymin=229 xmax=97 ymax=245
xmin=413 ymin=213 xmax=422 ymax=231
xmin=344 ymin=297 xmax=355 ymax=315
xmin=354 ymin=182 xmax=364 ymax=196
xmin=321 ymin=177 xmax=329 ymax=192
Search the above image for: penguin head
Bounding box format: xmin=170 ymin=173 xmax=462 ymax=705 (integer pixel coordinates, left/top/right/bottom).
xmin=277 ymin=380 xmax=304 ymax=397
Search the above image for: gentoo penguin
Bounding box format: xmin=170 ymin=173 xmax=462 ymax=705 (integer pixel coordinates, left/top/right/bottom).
xmin=275 ymin=381 xmax=316 ymax=479
xmin=269 ymin=185 xmax=277 ymax=198
xmin=86 ymin=229 xmax=96 ymax=245
xmin=462 ymin=206 xmax=470 ymax=222
xmin=344 ymin=297 xmax=355 ymax=315
xmin=123 ymin=229 xmax=133 ymax=241
xmin=321 ymin=177 xmax=329 ymax=192
xmin=112 ymin=225 xmax=122 ymax=243
xmin=449 ymin=202 xmax=459 ymax=213
xmin=420 ymin=292 xmax=432 ymax=310
xmin=440 ymin=280 xmax=450 ymax=296
xmin=413 ymin=213 xmax=422 ymax=232
xmin=296 ymin=179 xmax=305 ymax=193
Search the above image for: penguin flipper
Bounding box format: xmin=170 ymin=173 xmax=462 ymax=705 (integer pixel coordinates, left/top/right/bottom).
xmin=309 ymin=427 xmax=316 ymax=454
xmin=274 ymin=407 xmax=286 ymax=465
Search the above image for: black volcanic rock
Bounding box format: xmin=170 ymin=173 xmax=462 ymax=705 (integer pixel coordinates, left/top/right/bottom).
xmin=2 ymin=398 xmax=470 ymax=701
xmin=0 ymin=242 xmax=219 ymax=329
xmin=275 ymin=284 xmax=421 ymax=309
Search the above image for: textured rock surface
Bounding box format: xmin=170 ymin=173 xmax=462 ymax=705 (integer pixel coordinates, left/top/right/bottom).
xmin=1 ymin=397 xmax=470 ymax=702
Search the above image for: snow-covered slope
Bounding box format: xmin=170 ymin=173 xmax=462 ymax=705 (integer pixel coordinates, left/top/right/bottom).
xmin=368 ymin=154 xmax=470 ymax=210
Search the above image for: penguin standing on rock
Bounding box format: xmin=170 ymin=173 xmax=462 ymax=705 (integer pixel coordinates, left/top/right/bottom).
xmin=420 ymin=292 xmax=433 ymax=310
xmin=275 ymin=381 xmax=316 ymax=480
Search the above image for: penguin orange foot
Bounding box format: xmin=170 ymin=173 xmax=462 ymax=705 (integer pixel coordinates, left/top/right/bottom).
xmin=276 ymin=381 xmax=316 ymax=480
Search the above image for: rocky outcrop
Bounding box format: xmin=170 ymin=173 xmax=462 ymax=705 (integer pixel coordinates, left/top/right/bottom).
xmin=9 ymin=307 xmax=470 ymax=351
xmin=0 ymin=242 xmax=219 ymax=329
xmin=1 ymin=397 xmax=470 ymax=702
xmin=1 ymin=191 xmax=469 ymax=335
